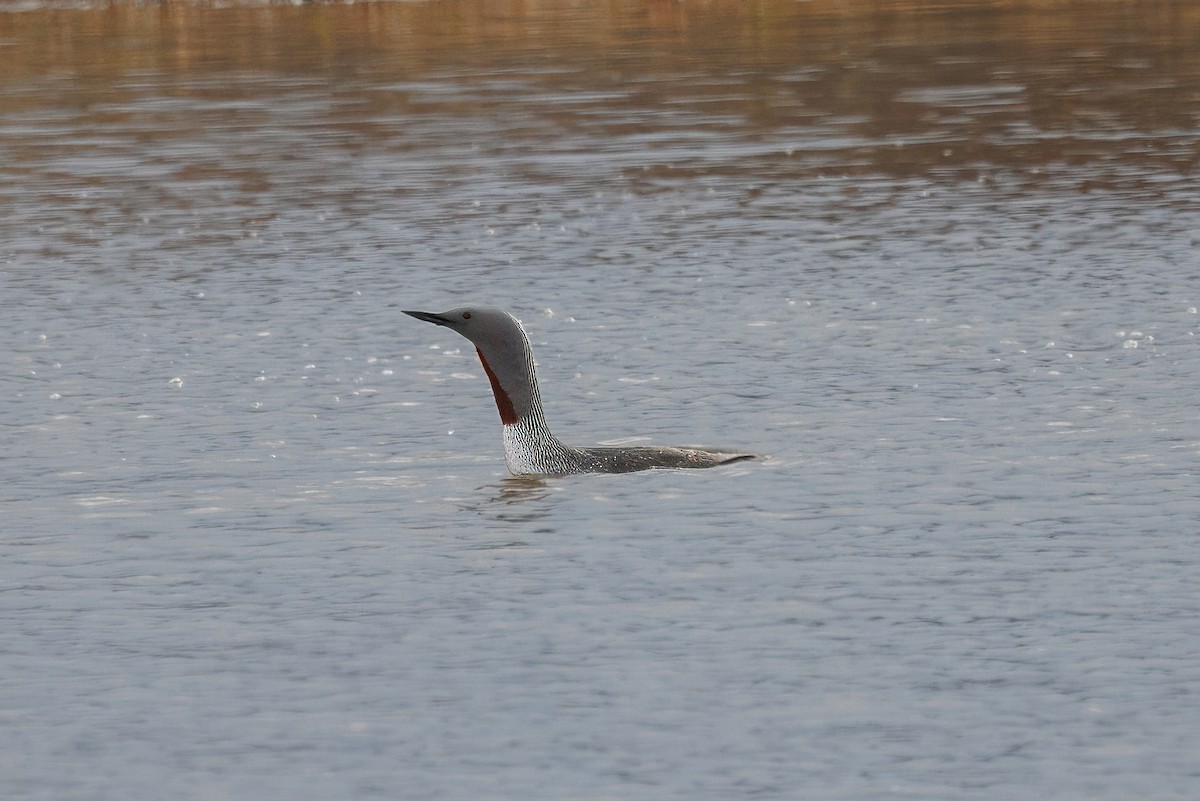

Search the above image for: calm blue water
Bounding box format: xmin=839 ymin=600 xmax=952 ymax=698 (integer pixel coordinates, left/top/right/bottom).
xmin=2 ymin=3 xmax=1199 ymax=799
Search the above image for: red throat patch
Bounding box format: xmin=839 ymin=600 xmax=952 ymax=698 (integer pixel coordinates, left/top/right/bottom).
xmin=476 ymin=347 xmax=519 ymax=425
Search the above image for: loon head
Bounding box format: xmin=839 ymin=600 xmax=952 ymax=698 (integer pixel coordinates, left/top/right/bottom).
xmin=403 ymin=306 xmax=540 ymax=425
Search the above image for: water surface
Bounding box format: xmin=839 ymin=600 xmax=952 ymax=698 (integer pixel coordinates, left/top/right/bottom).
xmin=2 ymin=2 xmax=1199 ymax=799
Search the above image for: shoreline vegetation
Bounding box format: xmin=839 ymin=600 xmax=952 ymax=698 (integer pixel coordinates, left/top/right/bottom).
xmin=1 ymin=0 xmax=1197 ymax=80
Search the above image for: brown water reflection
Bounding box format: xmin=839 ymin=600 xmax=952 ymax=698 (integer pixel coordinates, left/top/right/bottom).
xmin=1 ymin=0 xmax=1197 ymax=190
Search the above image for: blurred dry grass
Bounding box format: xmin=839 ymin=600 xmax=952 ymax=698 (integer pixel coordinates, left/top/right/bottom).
xmin=1 ymin=0 xmax=1197 ymax=81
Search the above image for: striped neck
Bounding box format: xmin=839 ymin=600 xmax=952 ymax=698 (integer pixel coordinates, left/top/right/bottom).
xmin=472 ymin=318 xmax=583 ymax=474
xmin=501 ymin=417 xmax=581 ymax=475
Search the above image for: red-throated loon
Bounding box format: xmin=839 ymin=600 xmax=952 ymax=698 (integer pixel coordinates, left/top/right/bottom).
xmin=404 ymin=306 xmax=756 ymax=476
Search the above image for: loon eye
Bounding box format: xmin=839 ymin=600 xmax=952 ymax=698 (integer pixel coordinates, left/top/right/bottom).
xmin=462 ymin=311 xmax=472 ymax=320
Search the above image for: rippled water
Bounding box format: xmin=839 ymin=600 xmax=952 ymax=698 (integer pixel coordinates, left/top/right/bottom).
xmin=2 ymin=1 xmax=1199 ymax=799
